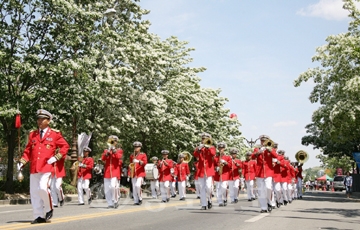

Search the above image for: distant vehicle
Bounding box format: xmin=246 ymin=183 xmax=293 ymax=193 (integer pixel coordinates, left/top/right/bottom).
xmin=333 ymin=175 xmax=346 ymax=191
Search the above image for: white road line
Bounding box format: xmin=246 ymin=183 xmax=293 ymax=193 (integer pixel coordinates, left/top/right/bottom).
xmin=0 ymin=209 xmax=32 ymax=214
xmin=245 ymin=213 xmax=269 ymax=222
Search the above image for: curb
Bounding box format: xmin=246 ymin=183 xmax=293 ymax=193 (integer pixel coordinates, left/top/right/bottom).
xmin=0 ymin=194 xmax=77 ymax=206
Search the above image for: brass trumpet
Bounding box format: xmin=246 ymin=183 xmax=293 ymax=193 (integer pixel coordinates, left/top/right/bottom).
xmin=182 ymin=151 xmax=193 ymax=163
xmin=129 ymin=163 xmax=135 ymax=178
xmin=263 ymin=139 xmax=275 ymax=148
xmin=203 ymin=137 xmax=213 ymax=148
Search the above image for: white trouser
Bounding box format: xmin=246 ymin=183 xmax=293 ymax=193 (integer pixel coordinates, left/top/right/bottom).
xmin=228 ymin=179 xmax=240 ymax=201
xmin=131 ymin=177 xmax=143 ymax=203
xmin=104 ymin=177 xmax=119 ymax=206
xmin=178 ymin=181 xmax=186 ymax=198
xmin=281 ymin=182 xmax=288 ymax=202
xmin=245 ymin=180 xmax=255 ymax=200
xmin=198 ymin=176 xmax=213 ymax=206
xmin=150 ymin=180 xmax=160 ymax=198
xmin=287 ymin=183 xmax=293 ymax=201
xmin=273 ymin=181 xmax=282 ymax=203
xmin=195 ymin=179 xmax=200 ymax=196
xmin=50 ymin=176 xmax=64 ymax=206
xmin=77 ymin=177 xmax=91 ymax=204
xmin=170 ymin=181 xmax=176 ymax=195
xmin=30 ymin=172 xmax=52 ymax=219
xmin=297 ymin=177 xmax=303 ymax=196
xmin=160 ymin=181 xmax=170 ymax=201
xmin=256 ymin=177 xmax=273 ymax=210
xmin=217 ymin=180 xmax=228 ymax=204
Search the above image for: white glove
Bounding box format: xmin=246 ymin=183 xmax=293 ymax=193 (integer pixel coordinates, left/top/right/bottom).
xmin=272 ymin=158 xmax=278 ymax=163
xmin=186 ymin=176 xmax=189 ymax=181
xmin=216 ymin=166 xmax=220 ymax=172
xmin=17 ymin=163 xmax=23 ymax=171
xmin=133 ymin=159 xmax=140 ymax=163
xmin=127 ymin=177 xmax=130 ymax=182
xmin=220 ymin=159 xmax=226 ymax=164
xmin=198 ymin=144 xmax=204 ymax=150
xmin=47 ymin=157 xmax=57 ymax=164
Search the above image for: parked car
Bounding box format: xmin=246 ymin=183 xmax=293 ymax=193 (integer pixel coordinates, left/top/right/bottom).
xmin=333 ymin=175 xmax=346 ymax=191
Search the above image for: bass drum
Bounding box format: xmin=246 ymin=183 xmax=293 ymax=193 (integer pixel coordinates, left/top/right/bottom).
xmin=145 ymin=163 xmax=159 ymax=180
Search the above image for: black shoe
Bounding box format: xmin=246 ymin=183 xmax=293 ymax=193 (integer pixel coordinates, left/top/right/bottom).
xmin=31 ymin=217 xmax=46 ymax=224
xmin=300 ymin=196 xmax=303 ymax=199
xmin=260 ymin=210 xmax=268 ymax=213
xmin=53 ymin=205 xmax=58 ymax=208
xmin=114 ymin=202 xmax=119 ymax=209
xmin=224 ymin=200 xmax=227 ymax=206
xmin=248 ymin=199 xmax=252 ymax=202
xmin=252 ymin=197 xmax=256 ymax=200
xmin=272 ymin=206 xmax=276 ymax=210
xmin=235 ymin=199 xmax=238 ymax=203
xmin=179 ymin=197 xmax=185 ymax=201
xmin=45 ymin=209 xmax=53 ymax=220
xmin=166 ymin=198 xmax=170 ymax=202
xmin=171 ymin=195 xmax=176 ymax=198
xmin=288 ymin=200 xmax=292 ymax=204
xmin=60 ymin=199 xmax=64 ymax=207
xmin=107 ymin=205 xmax=114 ymax=208
xmin=78 ymin=203 xmax=85 ymax=205
xmin=200 ymin=206 xmax=207 ymax=210
xmin=267 ymin=204 xmax=272 ymax=212
xmin=207 ymin=201 xmax=212 ymax=209
xmin=284 ymin=200 xmax=288 ymax=206
xmin=139 ymin=200 xmax=142 ymax=205
xmin=197 ymin=196 xmax=200 ymax=199
xmin=211 ymin=194 xmax=214 ymax=198
xmin=161 ymin=200 xmax=167 ymax=203
xmin=219 ymin=203 xmax=224 ymax=207
xmin=88 ymin=198 xmax=92 ymax=205
xmin=134 ymin=203 xmax=140 ymax=205
xmin=276 ymin=201 xmax=281 ymax=208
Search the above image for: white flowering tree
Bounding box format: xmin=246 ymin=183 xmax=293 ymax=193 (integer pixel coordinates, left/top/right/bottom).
xmin=294 ymin=0 xmax=360 ymax=158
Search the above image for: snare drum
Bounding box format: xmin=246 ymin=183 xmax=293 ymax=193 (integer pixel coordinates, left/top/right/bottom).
xmin=145 ymin=163 xmax=159 ymax=180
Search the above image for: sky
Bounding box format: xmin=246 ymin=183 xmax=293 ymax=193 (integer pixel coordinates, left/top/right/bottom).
xmin=138 ymin=0 xmax=357 ymax=169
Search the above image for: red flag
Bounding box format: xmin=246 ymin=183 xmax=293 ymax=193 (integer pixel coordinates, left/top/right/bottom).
xmin=15 ymin=114 xmax=21 ymax=128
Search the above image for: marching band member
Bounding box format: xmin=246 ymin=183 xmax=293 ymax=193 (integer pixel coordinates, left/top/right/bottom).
xmin=251 ymin=135 xmax=278 ymax=213
xmin=77 ymin=147 xmax=94 ymax=205
xmin=175 ymin=153 xmax=190 ymax=200
xmin=273 ymin=149 xmax=285 ymax=208
xmin=170 ymin=161 xmax=177 ymax=198
xmin=50 ymin=152 xmax=66 ymax=208
xmin=192 ymin=159 xmax=200 ymax=199
xmin=293 ymin=162 xmax=299 ymax=200
xmin=242 ymin=152 xmax=257 ymax=201
xmin=280 ymin=152 xmax=290 ymax=205
xmin=214 ymin=142 xmax=231 ymax=206
xmin=296 ymin=162 xmax=304 ymax=199
xmin=129 ymin=141 xmax=147 ymax=205
xmin=18 ymin=109 xmax=69 ymax=224
xmin=229 ymin=148 xmax=242 ymax=203
xmin=285 ymin=156 xmax=294 ymax=204
xmin=158 ymin=150 xmax=173 ymax=203
xmin=102 ymin=135 xmax=122 ymax=208
xmin=150 ymin=156 xmax=160 ymax=198
xmin=193 ymin=132 xmax=216 ymax=210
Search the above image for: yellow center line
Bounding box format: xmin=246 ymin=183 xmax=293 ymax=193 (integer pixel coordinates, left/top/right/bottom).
xmin=0 ymin=201 xmax=192 ymax=230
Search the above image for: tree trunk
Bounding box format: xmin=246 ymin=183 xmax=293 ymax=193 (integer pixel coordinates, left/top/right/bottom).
xmin=1 ymin=119 xmax=17 ymax=194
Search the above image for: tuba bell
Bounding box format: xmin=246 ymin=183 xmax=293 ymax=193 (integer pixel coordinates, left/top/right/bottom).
xmin=295 ymin=150 xmax=308 ymax=164
xmin=129 ymin=163 xmax=135 ymax=178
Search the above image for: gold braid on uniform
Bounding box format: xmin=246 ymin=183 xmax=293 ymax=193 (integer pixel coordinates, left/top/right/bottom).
xmin=54 ymin=153 xmax=62 ymax=161
xmin=19 ymin=158 xmax=27 ymax=165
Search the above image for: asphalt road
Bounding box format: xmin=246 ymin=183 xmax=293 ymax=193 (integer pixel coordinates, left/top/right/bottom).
xmin=0 ymin=190 xmax=359 ymax=230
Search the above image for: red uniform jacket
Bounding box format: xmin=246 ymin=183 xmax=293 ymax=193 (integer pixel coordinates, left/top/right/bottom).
xmin=214 ymin=155 xmax=232 ymax=181
xmin=78 ymin=157 xmax=94 ymax=179
xmin=241 ymin=160 xmax=256 ymax=181
xmin=288 ymin=164 xmax=295 ymax=184
xmin=158 ymin=159 xmax=173 ymax=182
xmin=229 ymin=159 xmax=242 ymax=180
xmin=296 ymin=166 xmax=303 ymax=179
xmin=193 ymin=146 xmax=216 ymax=178
xmin=21 ymin=128 xmax=69 ymax=174
xmin=280 ymin=160 xmax=290 ymax=183
xmin=102 ymin=148 xmax=122 ymax=178
xmin=129 ymin=152 xmax=147 ymax=178
xmin=251 ymin=148 xmax=278 ymax=178
xmin=176 ymin=162 xmax=190 ymax=182
xmin=193 ymin=161 xmax=199 ymax=180
xmin=273 ymin=155 xmax=285 ymax=183
xmin=53 ymin=158 xmax=66 ymax=178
